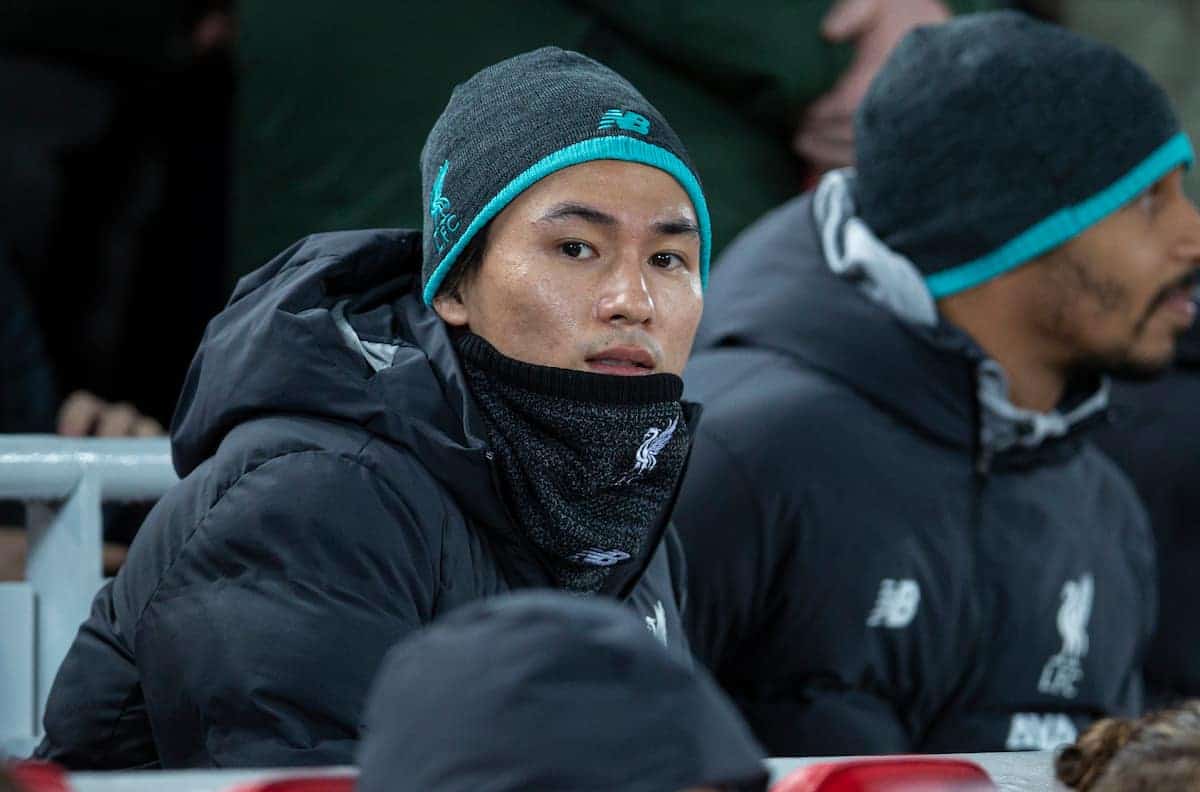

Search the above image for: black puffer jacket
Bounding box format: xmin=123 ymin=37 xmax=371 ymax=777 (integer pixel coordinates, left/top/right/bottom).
xmin=1094 ymin=324 xmax=1200 ymax=707
xmin=35 ymin=229 xmax=691 ymax=769
xmin=676 ymin=194 xmax=1155 ymax=756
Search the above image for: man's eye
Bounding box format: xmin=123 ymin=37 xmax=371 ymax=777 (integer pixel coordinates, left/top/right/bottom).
xmin=1139 ymin=181 xmax=1167 ymax=216
xmin=650 ymin=252 xmax=682 ymax=269
xmin=560 ymin=241 xmax=595 ymax=259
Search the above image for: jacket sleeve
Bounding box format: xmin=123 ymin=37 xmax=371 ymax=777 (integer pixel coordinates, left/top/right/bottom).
xmin=41 ymin=449 xmax=440 ymax=768
xmin=674 ymin=424 xmax=913 ymax=755
xmin=35 ymin=580 xmax=158 ymax=768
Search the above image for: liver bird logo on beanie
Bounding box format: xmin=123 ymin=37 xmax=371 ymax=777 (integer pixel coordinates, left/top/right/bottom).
xmin=429 ymin=160 xmax=459 ymax=255
xmin=418 ymin=47 xmax=710 ymax=305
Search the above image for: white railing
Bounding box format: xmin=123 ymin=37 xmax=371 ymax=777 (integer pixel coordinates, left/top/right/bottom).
xmin=50 ymin=754 xmax=1058 ymax=791
xmin=0 ymin=436 xmax=177 ymax=758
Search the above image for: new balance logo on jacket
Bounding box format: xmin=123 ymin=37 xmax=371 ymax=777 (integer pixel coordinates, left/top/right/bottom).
xmin=866 ymin=578 xmax=921 ymax=628
xmin=1005 ymin=713 xmax=1077 ymax=751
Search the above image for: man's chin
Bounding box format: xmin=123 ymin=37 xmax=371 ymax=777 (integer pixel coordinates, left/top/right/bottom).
xmin=1080 ymin=346 xmax=1177 ymax=383
xmin=1104 ymin=361 xmax=1174 ymax=383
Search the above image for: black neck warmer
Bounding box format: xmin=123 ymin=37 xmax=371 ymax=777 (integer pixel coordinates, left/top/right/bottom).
xmin=456 ymin=333 xmax=690 ymax=594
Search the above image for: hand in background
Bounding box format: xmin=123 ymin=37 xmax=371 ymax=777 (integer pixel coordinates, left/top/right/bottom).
xmin=57 ymin=390 xmax=164 ymax=438
xmin=794 ymin=0 xmax=950 ymax=175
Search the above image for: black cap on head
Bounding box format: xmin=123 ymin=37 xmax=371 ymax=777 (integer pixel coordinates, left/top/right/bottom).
xmin=357 ymin=592 xmax=767 ymax=792
xmin=854 ymin=11 xmax=1193 ymax=298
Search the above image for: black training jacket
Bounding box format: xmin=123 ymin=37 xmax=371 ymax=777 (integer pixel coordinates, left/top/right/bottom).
xmin=35 ymin=230 xmax=691 ymax=769
xmin=1093 ymin=325 xmax=1200 ymax=707
xmin=675 ymin=194 xmax=1155 ymax=756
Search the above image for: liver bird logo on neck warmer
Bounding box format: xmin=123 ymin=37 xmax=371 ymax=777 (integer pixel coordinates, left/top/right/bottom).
xmin=634 ymin=417 xmax=678 ymax=477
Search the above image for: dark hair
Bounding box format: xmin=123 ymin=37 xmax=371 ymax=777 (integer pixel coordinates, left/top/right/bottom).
xmin=1056 ymin=701 xmax=1200 ymax=792
xmin=436 ymin=223 xmax=490 ymax=300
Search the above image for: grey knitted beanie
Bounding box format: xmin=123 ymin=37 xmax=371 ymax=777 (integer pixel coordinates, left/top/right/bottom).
xmin=419 ymin=47 xmax=709 ymax=305
xmin=854 ymin=11 xmax=1194 ymax=298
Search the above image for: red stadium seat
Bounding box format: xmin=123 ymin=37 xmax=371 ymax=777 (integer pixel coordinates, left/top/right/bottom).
xmin=224 ymin=774 xmax=356 ymax=792
xmin=772 ymin=757 xmax=996 ymax=792
xmin=6 ymin=761 xmax=72 ymax=792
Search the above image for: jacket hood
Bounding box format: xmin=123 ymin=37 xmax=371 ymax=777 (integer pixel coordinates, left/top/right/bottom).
xmin=171 ymin=229 xmax=688 ymax=596
xmin=172 ymin=228 xmax=508 ymax=524
xmin=694 ymin=193 xmax=980 ymax=451
xmin=356 ymin=592 xmax=768 ymax=792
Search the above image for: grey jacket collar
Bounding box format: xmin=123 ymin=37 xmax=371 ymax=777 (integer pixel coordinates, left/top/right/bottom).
xmin=814 ymin=169 xmax=1109 ymax=456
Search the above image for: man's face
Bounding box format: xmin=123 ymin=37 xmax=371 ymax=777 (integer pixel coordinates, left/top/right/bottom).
xmin=434 ymin=160 xmax=703 ymax=376
xmin=1032 ymin=169 xmax=1200 ymax=376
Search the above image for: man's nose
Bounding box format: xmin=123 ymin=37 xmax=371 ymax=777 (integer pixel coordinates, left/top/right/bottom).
xmin=1175 ymin=198 xmax=1200 ymax=266
xmin=596 ymin=254 xmax=655 ymax=325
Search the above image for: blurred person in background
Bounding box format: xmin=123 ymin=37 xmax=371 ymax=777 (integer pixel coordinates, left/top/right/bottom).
xmin=1 ymin=1 xmax=234 ymax=428
xmin=357 ymin=592 xmax=768 ymax=792
xmin=37 ymin=48 xmax=710 ymax=769
xmin=232 ymin=0 xmax=998 ymax=285
xmin=1056 ymin=700 xmax=1200 ymax=792
xmin=0 ymin=251 xmax=160 ymax=581
xmin=0 ymin=1 xmax=234 ymax=575
xmin=675 ymin=12 xmax=1199 ymax=756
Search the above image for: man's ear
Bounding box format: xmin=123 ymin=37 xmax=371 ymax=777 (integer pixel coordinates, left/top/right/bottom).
xmin=433 ymin=290 xmax=470 ymax=327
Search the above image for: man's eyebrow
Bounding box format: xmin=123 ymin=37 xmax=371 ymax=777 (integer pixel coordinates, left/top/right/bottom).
xmin=537 ymin=202 xmax=699 ymax=237
xmin=537 ymin=202 xmax=618 ymax=226
xmin=653 ymin=218 xmax=700 ymax=237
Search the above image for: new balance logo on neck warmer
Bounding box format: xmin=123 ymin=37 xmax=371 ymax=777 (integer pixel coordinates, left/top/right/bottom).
xmin=598 ymin=108 xmax=650 ymax=135
xmin=568 ymin=548 xmax=632 ymax=567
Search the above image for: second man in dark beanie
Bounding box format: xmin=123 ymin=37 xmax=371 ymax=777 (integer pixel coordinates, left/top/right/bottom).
xmin=677 ymin=11 xmax=1200 ymax=756
xmin=35 ymin=47 xmax=709 ymax=768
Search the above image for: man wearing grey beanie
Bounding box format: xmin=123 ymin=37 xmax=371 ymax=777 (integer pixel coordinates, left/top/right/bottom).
xmin=677 ymin=12 xmax=1200 ymax=756
xmin=36 ymin=47 xmax=710 ymax=768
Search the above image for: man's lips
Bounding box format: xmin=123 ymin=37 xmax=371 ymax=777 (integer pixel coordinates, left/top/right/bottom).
xmin=1149 ymin=272 xmax=1199 ymax=327
xmin=1157 ymin=286 xmax=1197 ymax=324
xmin=585 ymin=346 xmax=657 ymax=376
